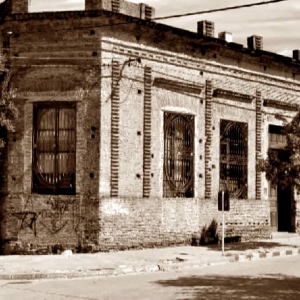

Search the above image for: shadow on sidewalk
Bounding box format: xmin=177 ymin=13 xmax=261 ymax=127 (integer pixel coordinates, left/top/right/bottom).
xmin=155 ymin=274 xmax=300 ymax=300
xmin=203 ymin=241 xmax=296 ymax=252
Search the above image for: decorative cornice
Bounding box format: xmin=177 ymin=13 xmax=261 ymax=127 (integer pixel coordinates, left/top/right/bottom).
xmin=213 ymin=88 xmax=254 ymax=103
xmin=263 ymin=99 xmax=298 ymax=111
xmin=153 ymin=77 xmax=203 ymax=95
xmin=103 ymin=38 xmax=300 ymax=93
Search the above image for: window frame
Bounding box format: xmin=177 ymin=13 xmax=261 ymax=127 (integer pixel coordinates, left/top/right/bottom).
xmin=163 ymin=111 xmax=195 ymax=198
xmin=32 ymin=102 xmax=76 ymax=195
xmin=219 ymin=119 xmax=248 ymax=199
xmin=268 ymin=125 xmax=286 ymax=149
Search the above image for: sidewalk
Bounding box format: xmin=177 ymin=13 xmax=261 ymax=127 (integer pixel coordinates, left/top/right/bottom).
xmin=1 ymin=236 xmax=300 ymax=280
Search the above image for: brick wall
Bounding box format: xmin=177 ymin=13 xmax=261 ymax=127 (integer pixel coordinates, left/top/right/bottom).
xmin=0 ymin=23 xmax=102 ymax=252
xmin=1 ymin=10 xmax=300 ymax=253
xmin=85 ymin=0 xmax=155 ymax=19
xmin=98 ymin=197 xmax=270 ymax=250
xmin=98 ymin=37 xmax=300 ymax=248
xmin=85 ymin=0 xmax=113 ymax=11
xmin=2 ymin=0 xmax=29 ymax=14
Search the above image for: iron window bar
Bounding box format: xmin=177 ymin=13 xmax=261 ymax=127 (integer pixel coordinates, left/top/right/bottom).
xmin=163 ymin=112 xmax=194 ymax=198
xmin=32 ymin=102 xmax=76 ymax=195
xmin=220 ymin=120 xmax=248 ymax=199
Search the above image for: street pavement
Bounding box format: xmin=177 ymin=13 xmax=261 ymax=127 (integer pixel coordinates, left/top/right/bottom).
xmin=0 ymin=236 xmax=300 ymax=280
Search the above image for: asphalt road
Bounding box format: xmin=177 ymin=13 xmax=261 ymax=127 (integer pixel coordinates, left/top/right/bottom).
xmin=1 ymin=255 xmax=300 ymax=300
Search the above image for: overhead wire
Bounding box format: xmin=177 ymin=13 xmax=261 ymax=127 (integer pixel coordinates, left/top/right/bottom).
xmin=152 ymin=0 xmax=287 ymax=21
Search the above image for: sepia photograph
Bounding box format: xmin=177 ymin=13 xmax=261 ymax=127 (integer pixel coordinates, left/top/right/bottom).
xmin=0 ymin=0 xmax=300 ymax=299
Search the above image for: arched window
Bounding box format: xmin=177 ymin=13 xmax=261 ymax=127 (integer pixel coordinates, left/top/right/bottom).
xmin=32 ymin=102 xmax=76 ymax=195
xmin=220 ymin=120 xmax=248 ymax=199
xmin=163 ymin=112 xmax=194 ymax=198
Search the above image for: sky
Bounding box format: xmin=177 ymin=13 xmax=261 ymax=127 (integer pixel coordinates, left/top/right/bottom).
xmin=2 ymin=0 xmax=300 ymax=57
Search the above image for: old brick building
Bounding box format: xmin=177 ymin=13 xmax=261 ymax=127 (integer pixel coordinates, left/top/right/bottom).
xmin=0 ymin=0 xmax=300 ymax=254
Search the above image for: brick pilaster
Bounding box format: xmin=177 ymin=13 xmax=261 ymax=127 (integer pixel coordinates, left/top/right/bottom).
xmin=143 ymin=67 xmax=152 ymax=197
xmin=205 ymin=80 xmax=213 ymax=199
xmin=111 ymin=0 xmax=120 ymax=12
xmin=256 ymin=89 xmax=262 ymax=200
xmin=140 ymin=3 xmax=154 ymax=20
xmin=111 ymin=60 xmax=120 ymax=197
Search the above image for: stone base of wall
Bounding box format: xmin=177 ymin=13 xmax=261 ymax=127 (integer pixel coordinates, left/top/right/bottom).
xmin=97 ymin=197 xmax=272 ymax=251
xmin=1 ymin=240 xmax=78 ymax=255
xmin=0 ymin=193 xmax=100 ymax=255
xmin=0 ymin=195 xmax=274 ymax=254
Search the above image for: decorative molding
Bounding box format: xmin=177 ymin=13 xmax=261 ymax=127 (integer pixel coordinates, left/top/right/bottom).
xmin=205 ymin=80 xmax=213 ymax=199
xmin=153 ymin=77 xmax=203 ymax=96
xmin=213 ymin=88 xmax=254 ymax=103
xmin=17 ymin=89 xmax=86 ymax=101
xmin=111 ymin=0 xmax=120 ymax=12
xmin=143 ymin=67 xmax=152 ymax=197
xmin=263 ymin=99 xmax=298 ymax=111
xmin=102 ymin=38 xmax=300 ymax=93
xmin=256 ymin=90 xmax=262 ymax=200
xmin=110 ymin=60 xmax=120 ymax=197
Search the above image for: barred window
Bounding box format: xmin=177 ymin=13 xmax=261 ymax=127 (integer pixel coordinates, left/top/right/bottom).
xmin=220 ymin=120 xmax=248 ymax=199
xmin=163 ymin=112 xmax=194 ymax=198
xmin=32 ymin=102 xmax=76 ymax=195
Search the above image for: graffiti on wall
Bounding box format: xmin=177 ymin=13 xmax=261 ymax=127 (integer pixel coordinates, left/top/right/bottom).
xmin=12 ymin=197 xmax=80 ymax=236
xmin=39 ymin=198 xmax=74 ymax=234
xmin=12 ymin=211 xmax=38 ymax=236
xmin=10 ymin=195 xmax=101 ymax=248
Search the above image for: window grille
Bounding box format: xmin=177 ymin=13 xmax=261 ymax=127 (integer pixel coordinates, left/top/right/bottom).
xmin=220 ymin=120 xmax=248 ymax=199
xmin=32 ymin=102 xmax=76 ymax=195
xmin=163 ymin=112 xmax=194 ymax=198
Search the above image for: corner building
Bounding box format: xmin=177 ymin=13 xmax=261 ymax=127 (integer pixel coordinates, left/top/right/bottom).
xmin=0 ymin=0 xmax=300 ymax=253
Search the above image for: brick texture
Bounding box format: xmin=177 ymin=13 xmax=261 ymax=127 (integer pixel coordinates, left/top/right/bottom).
xmin=205 ymin=80 xmax=213 ymax=199
xmin=256 ymin=90 xmax=262 ymax=200
xmin=2 ymin=0 xmax=29 ymax=14
xmin=85 ymin=0 xmax=155 ymax=19
xmin=143 ymin=67 xmax=152 ymax=197
xmin=110 ymin=60 xmax=120 ymax=197
xmin=1 ymin=6 xmax=300 ymax=253
xmin=98 ymin=197 xmax=270 ymax=251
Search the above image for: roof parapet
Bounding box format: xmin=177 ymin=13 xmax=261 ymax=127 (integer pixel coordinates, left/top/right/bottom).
xmin=0 ymin=0 xmax=29 ymax=14
xmin=85 ymin=0 xmax=155 ymax=20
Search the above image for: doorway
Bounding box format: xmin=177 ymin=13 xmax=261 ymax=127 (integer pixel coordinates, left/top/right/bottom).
xmin=277 ymin=185 xmax=292 ymax=232
xmin=268 ymin=125 xmax=294 ymax=232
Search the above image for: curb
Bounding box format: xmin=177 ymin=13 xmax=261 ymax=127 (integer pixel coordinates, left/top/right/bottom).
xmin=0 ymin=247 xmax=299 ymax=281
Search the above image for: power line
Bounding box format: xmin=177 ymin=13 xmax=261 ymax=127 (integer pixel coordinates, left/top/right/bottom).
xmin=152 ymin=0 xmax=287 ymax=21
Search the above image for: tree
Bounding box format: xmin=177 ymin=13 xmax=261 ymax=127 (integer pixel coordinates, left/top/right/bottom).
xmin=0 ymin=59 xmax=18 ymax=251
xmin=258 ymin=111 xmax=300 ymax=191
xmin=0 ymin=67 xmax=18 ymax=158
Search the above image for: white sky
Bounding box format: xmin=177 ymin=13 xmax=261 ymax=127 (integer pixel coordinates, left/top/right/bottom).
xmin=3 ymin=0 xmax=300 ymax=56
